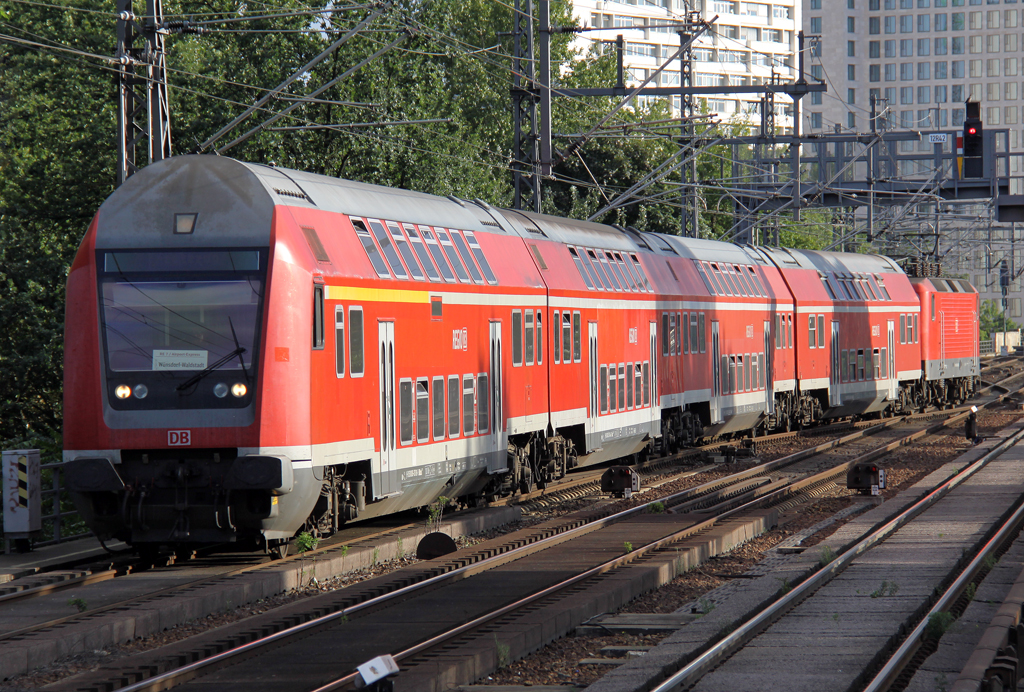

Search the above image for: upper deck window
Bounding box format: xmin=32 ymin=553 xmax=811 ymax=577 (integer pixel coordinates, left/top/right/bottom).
xmin=463 ymin=231 xmax=498 ymax=284
xmin=421 ymin=228 xmax=456 ymax=282
xmin=436 ymin=229 xmax=470 ymax=282
xmin=352 ymin=220 xmax=390 ymax=278
xmin=386 ymin=221 xmax=424 ymax=281
xmin=450 ymin=230 xmax=484 ymax=284
xmin=568 ymin=247 xmax=595 ymax=289
xmin=629 ymin=254 xmax=651 ymax=291
xmin=403 ymin=224 xmax=441 ymax=281
xmin=367 ymin=219 xmax=408 ymax=279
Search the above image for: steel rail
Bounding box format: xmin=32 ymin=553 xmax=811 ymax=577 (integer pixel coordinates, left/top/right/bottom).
xmin=862 ymin=481 xmax=1024 ymax=691
xmin=649 ymin=421 xmax=1024 ymax=692
xmin=0 ymin=570 xmax=116 ymax=605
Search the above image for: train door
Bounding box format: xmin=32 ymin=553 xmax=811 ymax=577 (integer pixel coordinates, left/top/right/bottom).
xmin=377 ymin=321 xmax=397 ymax=497
xmin=830 ymin=321 xmax=841 ymax=407
xmin=764 ymin=320 xmax=773 ymax=415
xmin=649 ymin=321 xmax=658 ymax=428
xmin=711 ymin=321 xmax=722 ymax=424
xmin=489 ymin=321 xmax=504 ymax=470
xmin=589 ymin=322 xmax=598 ymax=432
xmin=887 ymin=320 xmax=897 ymax=401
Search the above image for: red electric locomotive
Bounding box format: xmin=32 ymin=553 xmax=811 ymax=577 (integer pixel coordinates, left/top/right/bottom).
xmin=61 ymin=156 xmax=979 ymax=555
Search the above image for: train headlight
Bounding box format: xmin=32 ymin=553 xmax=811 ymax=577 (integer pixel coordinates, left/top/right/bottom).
xmin=133 ymin=384 xmax=149 ymax=399
xmin=115 ymin=385 xmax=131 ymax=399
xmin=231 ymin=383 xmax=247 ymax=398
xmin=213 ymin=383 xmax=228 ymax=398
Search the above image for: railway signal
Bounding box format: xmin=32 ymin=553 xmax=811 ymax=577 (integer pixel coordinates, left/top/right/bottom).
xmin=962 ymin=100 xmax=984 ymax=178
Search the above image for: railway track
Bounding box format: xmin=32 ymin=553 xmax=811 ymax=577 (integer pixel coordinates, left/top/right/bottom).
xmin=42 ymin=384 xmax=1024 ymax=692
xmin=645 ymin=419 xmax=1024 ymax=692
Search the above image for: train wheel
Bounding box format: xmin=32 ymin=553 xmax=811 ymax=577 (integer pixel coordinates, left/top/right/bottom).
xmin=269 ymin=540 xmax=290 ymax=560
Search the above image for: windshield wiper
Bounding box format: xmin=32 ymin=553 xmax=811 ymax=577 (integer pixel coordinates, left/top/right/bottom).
xmin=177 ymin=347 xmax=247 ymax=392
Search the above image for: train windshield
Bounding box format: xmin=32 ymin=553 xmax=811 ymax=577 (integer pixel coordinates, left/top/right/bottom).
xmin=97 ymin=250 xmax=266 ymax=408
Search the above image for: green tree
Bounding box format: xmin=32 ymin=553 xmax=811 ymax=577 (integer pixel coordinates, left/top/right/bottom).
xmin=979 ymin=299 xmax=1020 ymax=341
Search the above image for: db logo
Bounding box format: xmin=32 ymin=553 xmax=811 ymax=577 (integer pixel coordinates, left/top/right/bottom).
xmin=168 ymin=430 xmax=191 ymax=446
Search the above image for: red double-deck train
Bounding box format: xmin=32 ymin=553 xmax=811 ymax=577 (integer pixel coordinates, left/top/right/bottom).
xmin=62 ymin=156 xmax=980 ymax=556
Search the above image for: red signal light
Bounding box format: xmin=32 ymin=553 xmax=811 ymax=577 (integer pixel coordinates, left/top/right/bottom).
xmin=968 ymin=126 xmax=978 ymax=135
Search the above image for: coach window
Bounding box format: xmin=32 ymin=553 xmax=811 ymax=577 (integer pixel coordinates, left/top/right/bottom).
xmin=642 ymin=362 xmax=651 ymax=405
xmin=349 ymin=307 xmax=364 ymax=376
xmin=622 ymin=255 xmax=644 ymax=291
xmin=568 ymin=248 xmax=595 ymax=289
xmin=432 ymin=377 xmax=445 ymax=441
xmin=478 ymin=373 xmax=489 ymax=433
xmin=335 ymin=306 xmax=345 ymax=377
xmin=614 ymin=254 xmax=636 ymax=291
xmin=931 ymin=295 xmax=936 ymax=321
xmin=387 ymin=221 xmax=424 ymax=281
xmin=705 ymin=262 xmax=725 ymax=295
xmin=841 ymin=350 xmax=849 ymax=382
xmin=601 ymin=253 xmax=622 ymax=291
xmin=874 ymin=275 xmax=890 ymax=300
xmin=849 ymin=350 xmax=858 ymax=382
xmin=787 ymin=315 xmax=793 ymax=349
xmin=751 ymin=355 xmax=759 ymax=390
xmin=451 ymin=231 xmax=484 ymax=284
xmin=399 ymin=379 xmax=414 ymax=445
xmin=710 ymin=264 xmax=730 ymax=295
xmin=368 ymin=219 xmax=409 ymax=280
xmin=600 ymin=365 xmax=609 ymax=413
xmin=734 ymin=266 xmax=752 ymax=296
xmin=749 ymin=267 xmax=767 ymax=297
xmin=553 ymin=311 xmax=561 ymax=363
xmin=682 ymin=312 xmax=689 ymax=354
xmin=512 ymin=310 xmax=523 ymax=366
xmin=536 ymin=311 xmax=543 ymax=364
xmin=913 ymin=315 xmax=919 ymax=343
xmin=525 ymin=311 xmax=535 ymax=365
xmin=353 ymin=219 xmax=392 ymax=278
xmin=881 ymin=348 xmax=888 ymax=378
xmin=563 ymin=313 xmax=572 ymax=362
xmin=416 ymin=379 xmax=429 ymax=443
xmin=633 ymin=255 xmax=652 ymax=291
xmin=857 ymin=350 xmax=866 ymax=380
xmin=464 ymin=231 xmax=498 ymax=285
xmin=617 ymin=364 xmax=626 ymax=410
xmin=634 ymin=364 xmax=642 ymax=404
xmin=774 ymin=315 xmax=781 ymax=349
xmin=820 ymin=274 xmax=836 ymax=299
xmin=808 ymin=315 xmax=816 ymax=348
xmin=404 ymin=225 xmax=441 ymax=281
xmin=696 ymin=314 xmax=704 ymax=353
xmin=448 ymin=375 xmax=460 ymax=438
xmin=817 ymin=315 xmax=825 ymax=348
xmin=736 ymin=356 xmax=744 ymax=391
xmin=582 ymin=250 xmax=606 ymax=289
xmin=900 ymin=315 xmax=907 ymax=344
xmin=581 ymin=250 xmax=605 ymax=289
xmin=587 ymin=250 xmax=612 ymax=289
xmin=463 ymin=376 xmax=476 ymax=435
xmin=627 ymin=362 xmax=634 ymax=408
xmin=573 ymin=312 xmax=582 ymax=362
xmin=695 ymin=262 xmax=716 ymax=295
xmin=422 ymin=228 xmax=456 ymax=282
xmin=873 ymin=349 xmax=881 ymax=379
xmin=689 ymin=314 xmax=698 ymax=353
xmin=437 ymin=230 xmax=470 ymax=282
xmin=662 ymin=313 xmax=670 ymax=355
xmin=313 ymin=286 xmax=325 ymax=350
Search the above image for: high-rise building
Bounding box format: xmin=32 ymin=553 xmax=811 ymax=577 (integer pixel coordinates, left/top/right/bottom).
xmin=570 ymin=0 xmax=802 ymax=130
xmin=804 ymin=0 xmax=1024 ymax=321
